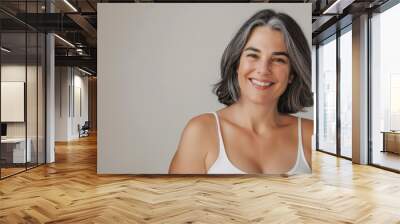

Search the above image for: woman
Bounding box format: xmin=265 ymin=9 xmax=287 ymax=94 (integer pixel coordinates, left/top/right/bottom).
xmin=169 ymin=9 xmax=313 ymax=175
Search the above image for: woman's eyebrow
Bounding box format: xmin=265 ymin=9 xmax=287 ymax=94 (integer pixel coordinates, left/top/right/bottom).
xmin=244 ymin=48 xmax=289 ymax=57
xmin=243 ymin=47 xmax=260 ymax=53
xmin=272 ymin=52 xmax=289 ymax=57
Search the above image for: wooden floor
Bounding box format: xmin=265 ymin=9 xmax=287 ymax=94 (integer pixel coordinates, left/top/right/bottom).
xmin=0 ymin=167 xmax=26 ymax=178
xmin=372 ymin=151 xmax=400 ymax=171
xmin=1 ymin=163 xmax=45 ymax=178
xmin=1 ymin=134 xmax=400 ymax=223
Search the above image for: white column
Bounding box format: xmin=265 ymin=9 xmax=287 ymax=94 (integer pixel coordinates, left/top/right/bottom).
xmin=45 ymin=0 xmax=55 ymax=163
xmin=312 ymin=45 xmax=317 ymax=151
xmin=46 ymin=32 xmax=55 ymax=163
xmin=352 ymin=14 xmax=369 ymax=164
xmin=55 ymin=67 xmax=73 ymax=141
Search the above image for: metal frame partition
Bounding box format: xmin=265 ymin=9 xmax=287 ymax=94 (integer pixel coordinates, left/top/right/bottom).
xmin=0 ymin=0 xmax=47 ymax=180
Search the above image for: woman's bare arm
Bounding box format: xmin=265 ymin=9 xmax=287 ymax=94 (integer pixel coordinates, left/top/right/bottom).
xmin=302 ymin=118 xmax=314 ymax=168
xmin=169 ymin=115 xmax=215 ymax=174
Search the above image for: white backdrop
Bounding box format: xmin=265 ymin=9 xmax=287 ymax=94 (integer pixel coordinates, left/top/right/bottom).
xmin=98 ymin=3 xmax=312 ymax=174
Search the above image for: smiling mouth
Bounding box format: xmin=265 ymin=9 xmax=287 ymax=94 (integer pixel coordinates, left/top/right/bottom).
xmin=249 ymin=78 xmax=274 ymax=89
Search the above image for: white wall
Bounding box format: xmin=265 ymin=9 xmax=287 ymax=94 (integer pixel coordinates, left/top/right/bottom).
xmin=1 ymin=65 xmax=26 ymax=81
xmin=72 ymin=73 xmax=89 ymax=138
xmin=98 ymin=3 xmax=312 ymax=174
xmin=1 ymin=65 xmax=35 ymax=137
xmin=55 ymin=67 xmax=70 ymax=141
xmin=1 ymin=66 xmax=26 ymax=125
xmin=55 ymin=67 xmax=89 ymax=141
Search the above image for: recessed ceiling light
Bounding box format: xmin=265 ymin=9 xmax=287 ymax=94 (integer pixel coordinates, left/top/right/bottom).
xmin=63 ymin=0 xmax=78 ymax=12
xmin=323 ymin=0 xmax=354 ymax=15
xmin=1 ymin=47 xmax=11 ymax=53
xmin=54 ymin=34 xmax=75 ymax=48
xmin=78 ymin=67 xmax=93 ymax=76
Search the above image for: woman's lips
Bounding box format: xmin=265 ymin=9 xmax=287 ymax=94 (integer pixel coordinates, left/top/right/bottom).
xmin=249 ymin=78 xmax=274 ymax=90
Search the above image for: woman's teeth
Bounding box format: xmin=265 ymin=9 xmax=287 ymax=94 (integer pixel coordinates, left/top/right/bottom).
xmin=250 ymin=79 xmax=273 ymax=87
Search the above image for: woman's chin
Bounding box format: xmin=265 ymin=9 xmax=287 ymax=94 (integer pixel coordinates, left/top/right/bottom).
xmin=244 ymin=96 xmax=277 ymax=106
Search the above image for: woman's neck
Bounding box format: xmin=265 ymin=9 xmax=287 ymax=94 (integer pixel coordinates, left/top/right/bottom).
xmin=230 ymin=99 xmax=286 ymax=135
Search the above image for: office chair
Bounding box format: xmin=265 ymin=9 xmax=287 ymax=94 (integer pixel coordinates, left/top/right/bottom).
xmin=79 ymin=121 xmax=90 ymax=138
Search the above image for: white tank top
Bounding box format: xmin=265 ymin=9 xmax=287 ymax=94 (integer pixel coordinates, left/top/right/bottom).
xmin=207 ymin=112 xmax=311 ymax=175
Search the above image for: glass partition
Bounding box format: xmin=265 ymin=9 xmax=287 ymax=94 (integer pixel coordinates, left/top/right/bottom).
xmin=27 ymin=31 xmax=38 ymax=169
xmin=317 ymin=36 xmax=337 ymax=155
xmin=1 ymin=31 xmax=28 ymax=177
xmin=0 ymin=1 xmax=46 ymax=179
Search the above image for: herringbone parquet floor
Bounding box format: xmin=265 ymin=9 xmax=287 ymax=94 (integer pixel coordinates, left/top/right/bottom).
xmin=1 ymin=134 xmax=400 ymax=224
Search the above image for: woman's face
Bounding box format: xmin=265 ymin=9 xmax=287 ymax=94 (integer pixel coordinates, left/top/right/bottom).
xmin=237 ymin=26 xmax=291 ymax=106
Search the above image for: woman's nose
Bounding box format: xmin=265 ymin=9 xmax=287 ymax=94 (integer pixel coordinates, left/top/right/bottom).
xmin=256 ymin=59 xmax=272 ymax=75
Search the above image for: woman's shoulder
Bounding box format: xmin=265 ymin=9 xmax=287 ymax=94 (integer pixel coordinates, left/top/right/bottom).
xmin=185 ymin=113 xmax=217 ymax=133
xmin=300 ymin=117 xmax=313 ymax=135
xmin=168 ymin=113 xmax=218 ymax=174
xmin=179 ymin=113 xmax=219 ymax=153
xmin=286 ymin=115 xmax=313 ymax=131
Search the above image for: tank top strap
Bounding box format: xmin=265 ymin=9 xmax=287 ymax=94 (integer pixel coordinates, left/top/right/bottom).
xmin=298 ymin=116 xmax=302 ymax=144
xmin=210 ymin=112 xmax=224 ymax=147
xmin=207 ymin=112 xmax=245 ymax=174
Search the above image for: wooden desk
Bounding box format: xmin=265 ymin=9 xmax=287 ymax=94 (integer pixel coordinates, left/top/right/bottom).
xmin=381 ymin=131 xmax=400 ymax=154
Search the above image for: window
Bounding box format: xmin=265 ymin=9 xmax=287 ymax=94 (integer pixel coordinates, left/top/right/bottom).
xmin=339 ymin=28 xmax=352 ymax=158
xmin=317 ymin=36 xmax=337 ymax=154
xmin=371 ymin=2 xmax=400 ymax=171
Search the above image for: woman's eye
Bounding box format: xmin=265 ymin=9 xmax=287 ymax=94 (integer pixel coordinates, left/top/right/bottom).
xmin=246 ymin=54 xmax=258 ymax=59
xmin=273 ymin=58 xmax=287 ymax=64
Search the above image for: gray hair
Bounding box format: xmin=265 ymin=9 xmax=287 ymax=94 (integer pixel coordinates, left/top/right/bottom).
xmin=213 ymin=9 xmax=313 ymax=113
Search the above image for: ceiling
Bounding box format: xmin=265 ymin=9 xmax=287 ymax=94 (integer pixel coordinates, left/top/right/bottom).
xmin=0 ymin=0 xmax=392 ymax=75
